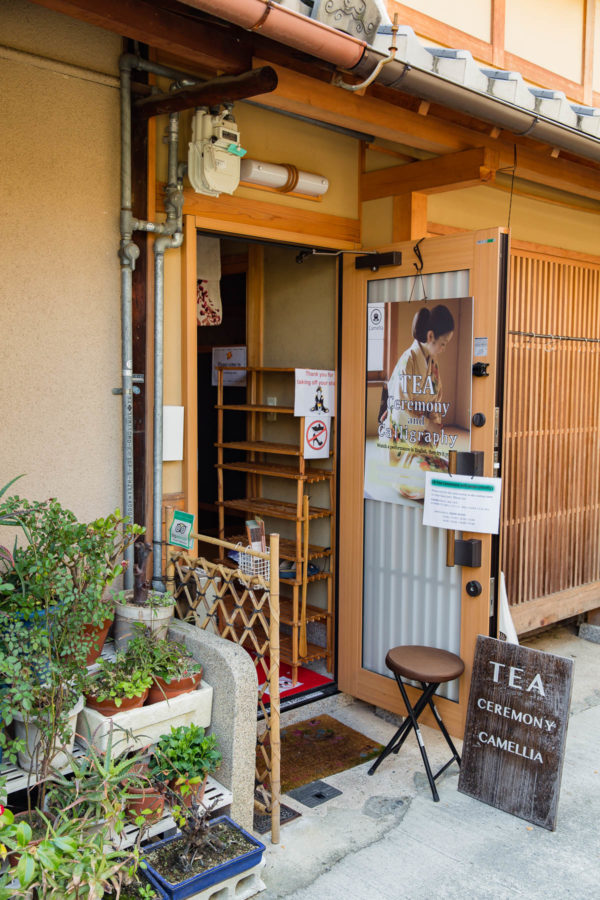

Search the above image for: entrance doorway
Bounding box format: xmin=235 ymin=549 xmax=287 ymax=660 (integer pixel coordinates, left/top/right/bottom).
xmin=187 ymin=230 xmax=339 ymax=711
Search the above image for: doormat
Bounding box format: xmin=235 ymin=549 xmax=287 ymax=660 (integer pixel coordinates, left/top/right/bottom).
xmin=253 ymin=802 xmax=302 ymax=835
xmin=260 ymin=715 xmax=383 ymax=794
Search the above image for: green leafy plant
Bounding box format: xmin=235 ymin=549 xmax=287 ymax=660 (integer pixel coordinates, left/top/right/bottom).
xmin=149 ymin=724 xmax=222 ymax=795
xmin=123 ymin=626 xmax=202 ymax=684
xmin=0 ymin=803 xmax=141 ymax=899
xmin=84 ymin=656 xmax=153 ymax=707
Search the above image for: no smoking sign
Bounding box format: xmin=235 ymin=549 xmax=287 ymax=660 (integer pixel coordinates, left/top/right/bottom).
xmin=304 ymin=417 xmax=330 ymax=459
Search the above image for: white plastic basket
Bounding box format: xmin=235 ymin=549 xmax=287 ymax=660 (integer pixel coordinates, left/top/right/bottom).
xmin=237 ymin=543 xmax=270 ymax=579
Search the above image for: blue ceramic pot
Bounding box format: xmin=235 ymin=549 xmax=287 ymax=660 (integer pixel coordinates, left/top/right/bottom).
xmin=141 ymin=815 xmax=265 ymax=900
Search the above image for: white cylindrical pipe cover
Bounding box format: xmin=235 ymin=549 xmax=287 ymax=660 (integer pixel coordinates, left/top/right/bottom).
xmin=240 ymin=158 xmax=329 ymax=196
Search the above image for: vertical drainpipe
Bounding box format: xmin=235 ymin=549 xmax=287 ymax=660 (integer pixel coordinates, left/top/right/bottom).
xmin=152 ymin=113 xmax=184 ymax=591
xmin=119 ymin=60 xmax=139 ymax=588
xmin=120 ymin=56 xmax=186 ymax=589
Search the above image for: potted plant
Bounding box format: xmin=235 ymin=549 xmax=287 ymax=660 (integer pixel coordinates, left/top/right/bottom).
xmin=122 ymin=627 xmax=203 ymax=704
xmin=149 ymin=724 xmax=222 ymax=807
xmin=140 ymin=799 xmax=265 ymax=900
xmin=83 ymin=655 xmax=153 ymax=715
xmin=113 ymin=542 xmax=175 ymax=652
xmin=0 ymin=477 xmax=143 ymax=668
xmin=11 ymin=679 xmax=84 ymax=775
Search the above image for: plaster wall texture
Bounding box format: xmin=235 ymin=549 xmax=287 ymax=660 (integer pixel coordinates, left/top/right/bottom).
xmin=505 ymin=0 xmax=583 ymax=85
xmin=154 ymin=101 xmax=359 ymax=220
xmin=404 ymin=0 xmax=492 ymax=43
xmin=361 ymin=188 xmax=600 ymax=257
xmin=168 ymin=621 xmax=259 ymax=832
xmin=0 ymin=2 xmax=123 ymax=521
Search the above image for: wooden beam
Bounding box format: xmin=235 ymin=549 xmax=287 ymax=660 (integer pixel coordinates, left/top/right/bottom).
xmin=254 ymin=58 xmax=474 ymax=155
xmin=256 ymin=60 xmax=600 ymax=204
xmin=29 ymin=0 xmax=249 ymax=74
xmin=491 ymin=0 xmax=506 ymax=68
xmin=392 ymin=193 xmax=427 ymax=242
xmin=582 ymin=0 xmax=596 ymax=106
xmin=507 ymin=146 xmax=600 ymax=204
xmin=164 ymin=185 xmax=361 ymax=249
xmin=510 ymin=583 xmax=600 ymax=635
xmin=361 ymin=148 xmax=499 ymax=201
xmin=135 ymin=67 xmax=278 ymax=119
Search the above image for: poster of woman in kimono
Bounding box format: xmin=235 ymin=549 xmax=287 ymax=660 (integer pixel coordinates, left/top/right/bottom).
xmin=364 ymin=297 xmax=473 ymax=506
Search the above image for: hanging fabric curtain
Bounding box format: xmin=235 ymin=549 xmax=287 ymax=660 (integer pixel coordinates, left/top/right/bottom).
xmin=197 ymin=234 xmax=222 ymax=325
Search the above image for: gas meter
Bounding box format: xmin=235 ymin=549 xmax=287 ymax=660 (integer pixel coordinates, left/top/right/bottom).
xmin=188 ymin=106 xmax=246 ymax=197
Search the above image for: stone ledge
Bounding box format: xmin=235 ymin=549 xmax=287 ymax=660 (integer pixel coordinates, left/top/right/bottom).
xmin=168 ymin=622 xmax=258 ymax=831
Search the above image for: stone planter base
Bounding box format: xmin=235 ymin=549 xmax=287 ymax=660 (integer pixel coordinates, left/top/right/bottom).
xmin=78 ymin=682 xmax=213 ymax=756
xmin=180 ymin=859 xmax=265 ymax=900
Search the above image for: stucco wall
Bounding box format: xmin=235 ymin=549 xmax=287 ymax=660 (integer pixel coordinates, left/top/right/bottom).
xmin=0 ymin=1 xmax=123 ymax=520
xmin=362 ymin=185 xmax=600 ymax=257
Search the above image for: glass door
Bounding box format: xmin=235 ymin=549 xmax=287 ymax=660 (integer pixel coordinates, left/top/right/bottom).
xmin=338 ymin=229 xmax=508 ymax=735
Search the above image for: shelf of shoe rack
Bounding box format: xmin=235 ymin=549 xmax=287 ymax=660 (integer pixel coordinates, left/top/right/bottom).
xmin=215 ymin=365 xmax=336 ymax=685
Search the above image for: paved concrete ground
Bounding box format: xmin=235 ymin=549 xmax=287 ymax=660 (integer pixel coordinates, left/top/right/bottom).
xmin=261 ymin=626 xmax=600 ymax=899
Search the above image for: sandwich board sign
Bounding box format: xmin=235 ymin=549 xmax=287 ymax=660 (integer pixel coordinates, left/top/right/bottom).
xmin=458 ymin=636 xmax=573 ymax=831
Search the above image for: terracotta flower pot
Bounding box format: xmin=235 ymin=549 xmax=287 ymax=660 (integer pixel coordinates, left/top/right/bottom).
xmin=82 ymin=616 xmax=113 ymax=666
xmin=125 ymin=783 xmax=166 ymax=824
xmin=168 ymin=773 xmax=208 ymax=808
xmin=84 ymin=689 xmax=149 ymax=716
xmin=146 ymin=669 xmax=203 ymax=705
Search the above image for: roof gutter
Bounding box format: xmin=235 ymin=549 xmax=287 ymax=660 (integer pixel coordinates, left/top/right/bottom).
xmin=179 ymin=0 xmax=366 ymax=70
xmin=356 ymin=49 xmax=600 ymax=164
xmin=179 ymin=0 xmax=600 ymax=165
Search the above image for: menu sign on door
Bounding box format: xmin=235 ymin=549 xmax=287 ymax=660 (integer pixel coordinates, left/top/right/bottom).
xmin=458 ymin=636 xmax=573 ymax=831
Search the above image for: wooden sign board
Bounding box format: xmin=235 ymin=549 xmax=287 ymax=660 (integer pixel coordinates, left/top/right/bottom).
xmin=458 ymin=636 xmax=573 ymax=831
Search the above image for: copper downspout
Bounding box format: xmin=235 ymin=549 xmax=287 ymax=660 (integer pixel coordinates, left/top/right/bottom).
xmin=178 ymin=0 xmax=366 ymax=70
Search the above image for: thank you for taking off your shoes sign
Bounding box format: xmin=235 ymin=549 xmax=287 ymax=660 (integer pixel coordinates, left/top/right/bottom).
xmin=458 ymin=636 xmax=573 ymax=831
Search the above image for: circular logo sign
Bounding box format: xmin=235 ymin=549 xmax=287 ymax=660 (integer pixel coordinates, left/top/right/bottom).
xmin=306 ymin=420 xmax=328 ymax=450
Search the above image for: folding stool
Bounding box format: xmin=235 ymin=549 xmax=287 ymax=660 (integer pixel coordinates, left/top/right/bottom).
xmin=368 ymin=644 xmax=464 ymax=802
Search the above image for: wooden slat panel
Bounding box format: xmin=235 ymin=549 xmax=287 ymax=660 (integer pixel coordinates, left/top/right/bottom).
xmin=502 ymin=250 xmax=600 ymax=627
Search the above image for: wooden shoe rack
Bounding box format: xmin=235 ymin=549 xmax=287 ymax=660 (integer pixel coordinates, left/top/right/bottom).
xmin=215 ymin=366 xmax=335 ymax=684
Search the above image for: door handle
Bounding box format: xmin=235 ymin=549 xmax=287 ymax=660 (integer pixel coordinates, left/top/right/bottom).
xmin=445 ymin=450 xmax=484 ymax=568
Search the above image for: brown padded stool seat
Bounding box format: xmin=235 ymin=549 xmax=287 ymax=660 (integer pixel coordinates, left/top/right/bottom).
xmin=369 ymin=644 xmax=465 ymax=802
xmin=385 ymin=645 xmax=465 ymax=684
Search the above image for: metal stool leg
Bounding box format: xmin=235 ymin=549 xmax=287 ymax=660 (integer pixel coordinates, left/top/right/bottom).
xmin=419 ymin=682 xmax=462 ymax=777
xmin=395 ymin=677 xmax=440 ymax=802
xmin=367 ymin=678 xmax=438 ymax=776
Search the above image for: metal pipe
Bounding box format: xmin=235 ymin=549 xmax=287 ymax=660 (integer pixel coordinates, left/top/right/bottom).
xmin=151 ymin=113 xmax=184 ymax=591
xmin=119 ymin=58 xmax=136 ymax=588
xmin=120 ymin=55 xmax=190 ymax=588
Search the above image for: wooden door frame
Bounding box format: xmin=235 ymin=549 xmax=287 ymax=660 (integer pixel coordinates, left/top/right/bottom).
xmin=338 ymin=228 xmax=507 ymax=737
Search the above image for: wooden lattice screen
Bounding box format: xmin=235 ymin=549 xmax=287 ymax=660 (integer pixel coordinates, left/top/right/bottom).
xmin=503 ymin=250 xmax=600 ymax=621
xmin=166 ymin=532 xmax=281 ymax=843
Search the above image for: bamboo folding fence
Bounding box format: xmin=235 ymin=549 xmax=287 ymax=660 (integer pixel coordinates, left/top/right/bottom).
xmin=503 ymin=251 xmax=600 ymax=612
xmin=166 ymin=531 xmax=281 ymax=843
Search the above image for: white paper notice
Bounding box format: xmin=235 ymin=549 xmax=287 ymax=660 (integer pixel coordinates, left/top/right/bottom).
xmin=212 ymin=346 xmax=247 ymax=386
xmin=303 ymin=417 xmax=330 ymax=459
xmin=423 ymin=472 xmax=502 ymax=534
xmin=294 ymin=369 xmax=335 ymax=417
